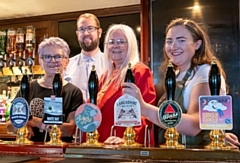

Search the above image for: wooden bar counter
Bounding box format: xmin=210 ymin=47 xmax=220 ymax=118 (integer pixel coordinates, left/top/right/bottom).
xmin=0 ymin=141 xmax=238 ymax=162
xmin=0 ymin=123 xmax=239 ymax=163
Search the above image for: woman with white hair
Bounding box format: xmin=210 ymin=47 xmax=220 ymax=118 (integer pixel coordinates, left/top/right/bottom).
xmin=6 ymin=37 xmax=83 ymax=142
xmin=82 ymin=24 xmax=156 ymax=146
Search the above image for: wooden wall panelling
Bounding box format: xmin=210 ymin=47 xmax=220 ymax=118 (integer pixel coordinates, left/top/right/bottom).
xmin=0 ymin=5 xmax=141 ymax=63
xmin=140 ymin=0 xmax=150 ymax=67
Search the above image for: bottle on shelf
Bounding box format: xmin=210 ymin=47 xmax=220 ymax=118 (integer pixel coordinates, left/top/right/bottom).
xmin=0 ymin=29 xmax=7 ymax=75
xmin=6 ymin=27 xmax=17 ymax=74
xmin=25 ymin=26 xmax=35 ymax=74
xmin=16 ymin=27 xmax=26 ymax=74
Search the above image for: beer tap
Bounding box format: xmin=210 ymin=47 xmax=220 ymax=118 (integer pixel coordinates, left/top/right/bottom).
xmin=159 ymin=60 xmax=184 ymax=149
xmin=165 ymin=60 xmax=176 ymax=101
xmin=124 ymin=63 xmax=135 ymax=83
xmin=205 ymin=57 xmax=230 ymax=150
xmin=44 ymin=68 xmax=63 ymax=145
xmin=0 ymin=59 xmax=4 ymax=75
xmin=21 ymin=69 xmax=29 ymax=100
xmin=9 ymin=58 xmax=15 ymax=74
xmin=88 ymin=65 xmax=98 ymax=105
xmin=121 ymin=63 xmax=142 ymax=147
xmin=52 ymin=68 xmax=62 ymax=97
xmin=81 ymin=64 xmax=103 ymax=147
xmin=0 ymin=55 xmax=6 ymax=75
xmin=209 ymin=57 xmax=221 ymax=96
xmin=13 ymin=68 xmax=33 ymax=145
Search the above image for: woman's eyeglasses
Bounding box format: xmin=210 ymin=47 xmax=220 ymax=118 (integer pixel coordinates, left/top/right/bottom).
xmin=41 ymin=54 xmax=66 ymax=63
xmin=106 ymin=39 xmax=127 ymax=47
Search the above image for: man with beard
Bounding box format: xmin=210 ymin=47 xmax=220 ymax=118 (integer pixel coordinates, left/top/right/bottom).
xmin=64 ymin=13 xmax=106 ymax=102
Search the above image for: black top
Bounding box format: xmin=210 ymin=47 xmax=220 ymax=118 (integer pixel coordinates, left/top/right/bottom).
xmin=15 ymin=80 xmax=83 ymax=142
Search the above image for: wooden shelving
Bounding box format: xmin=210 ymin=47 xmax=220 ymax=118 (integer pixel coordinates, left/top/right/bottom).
xmin=0 ymin=65 xmax=45 ymax=76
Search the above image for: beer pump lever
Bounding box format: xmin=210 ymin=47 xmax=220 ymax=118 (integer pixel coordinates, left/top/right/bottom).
xmin=18 ymin=59 xmax=24 ymax=74
xmin=165 ymin=61 xmax=176 ymax=101
xmin=44 ymin=68 xmax=64 ymax=145
xmin=9 ymin=58 xmax=15 ymax=74
xmin=205 ymin=57 xmax=230 ymax=150
xmin=0 ymin=60 xmax=5 ymax=75
xmin=27 ymin=57 xmax=33 ymax=74
xmin=88 ymin=65 xmax=98 ymax=105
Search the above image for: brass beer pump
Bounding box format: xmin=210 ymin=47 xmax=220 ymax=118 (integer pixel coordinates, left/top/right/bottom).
xmin=120 ymin=63 xmax=141 ymax=147
xmin=159 ymin=60 xmax=184 ymax=149
xmin=15 ymin=69 xmax=33 ymax=145
xmin=205 ymin=58 xmax=230 ymax=150
xmin=45 ymin=68 xmax=64 ymax=145
xmin=82 ymin=65 xmax=103 ymax=147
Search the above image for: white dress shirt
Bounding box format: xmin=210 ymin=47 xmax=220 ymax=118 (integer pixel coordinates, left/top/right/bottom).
xmin=64 ymin=50 xmax=107 ymax=102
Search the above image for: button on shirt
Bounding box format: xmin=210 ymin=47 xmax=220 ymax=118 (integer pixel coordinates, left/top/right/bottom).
xmin=64 ymin=50 xmax=107 ymax=102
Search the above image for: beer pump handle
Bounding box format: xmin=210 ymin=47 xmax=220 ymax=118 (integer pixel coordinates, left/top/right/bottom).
xmin=165 ymin=60 xmax=176 ymax=101
xmin=209 ymin=57 xmax=221 ymax=96
xmin=88 ymin=65 xmax=98 ymax=105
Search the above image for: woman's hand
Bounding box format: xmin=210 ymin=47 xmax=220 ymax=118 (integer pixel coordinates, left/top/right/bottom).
xmin=225 ymin=133 xmax=240 ymax=147
xmin=104 ymin=136 xmax=124 ymax=145
xmin=122 ymin=83 xmax=144 ymax=105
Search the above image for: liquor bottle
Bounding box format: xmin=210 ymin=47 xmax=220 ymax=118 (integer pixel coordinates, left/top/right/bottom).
xmin=209 ymin=57 xmax=221 ymax=96
xmin=0 ymin=29 xmax=7 ymax=74
xmin=88 ymin=65 xmax=98 ymax=104
xmin=124 ymin=63 xmax=135 ymax=83
xmin=16 ymin=27 xmax=25 ymax=55
xmin=25 ymin=26 xmax=35 ymax=73
xmin=6 ymin=28 xmax=17 ymax=73
xmin=21 ymin=73 xmax=30 ymax=101
xmin=52 ymin=68 xmax=62 ymax=97
xmin=165 ymin=60 xmax=176 ymax=101
xmin=6 ymin=28 xmax=17 ymax=55
xmin=16 ymin=27 xmax=26 ymax=73
xmin=25 ymin=26 xmax=34 ymax=54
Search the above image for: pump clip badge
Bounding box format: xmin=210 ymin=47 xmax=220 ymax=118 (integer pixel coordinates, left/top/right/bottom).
xmin=10 ymin=97 xmax=29 ymax=129
xmin=158 ymin=100 xmax=182 ymax=128
xmin=75 ymin=103 xmax=102 ymax=133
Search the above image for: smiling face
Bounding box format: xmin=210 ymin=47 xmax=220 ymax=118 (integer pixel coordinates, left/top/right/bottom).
xmin=76 ymin=17 xmax=102 ymax=52
xmin=39 ymin=45 xmax=69 ymax=76
xmin=107 ymin=29 xmax=128 ymax=69
xmin=164 ymin=25 xmax=201 ymax=72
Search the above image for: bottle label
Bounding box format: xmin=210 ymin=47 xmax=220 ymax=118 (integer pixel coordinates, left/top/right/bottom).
xmin=26 ymin=33 xmax=33 ymax=41
xmin=0 ymin=31 xmax=6 ymax=36
xmin=7 ymin=30 xmax=16 ymax=35
xmin=16 ymin=34 xmax=24 ymax=43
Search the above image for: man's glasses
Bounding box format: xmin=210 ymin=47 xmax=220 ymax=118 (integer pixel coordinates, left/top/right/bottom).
xmin=107 ymin=39 xmax=127 ymax=47
xmin=76 ymin=26 xmax=99 ymax=33
xmin=41 ymin=54 xmax=66 ymax=63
